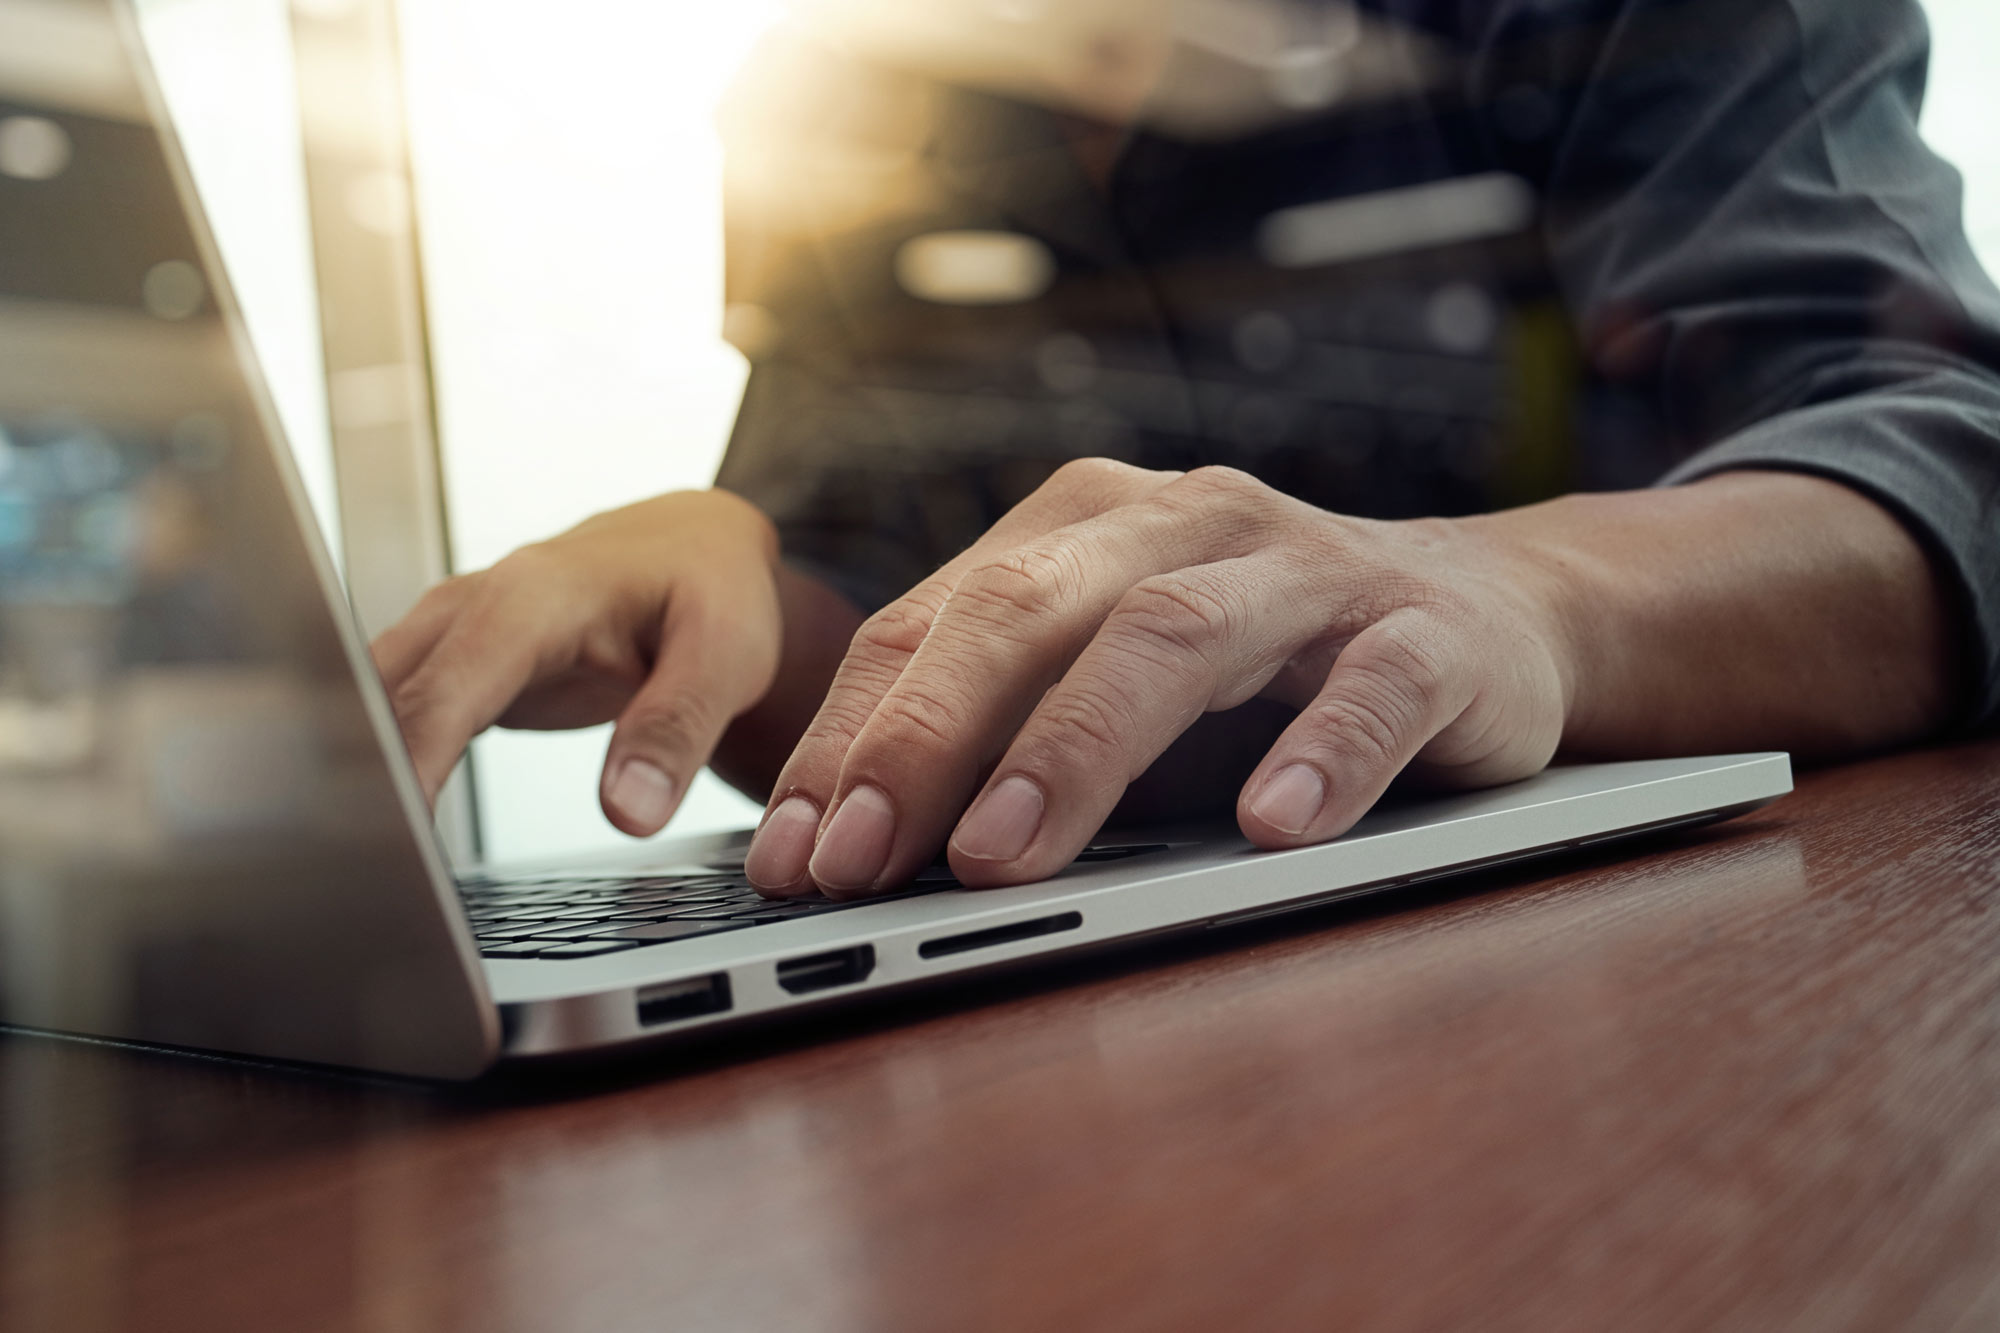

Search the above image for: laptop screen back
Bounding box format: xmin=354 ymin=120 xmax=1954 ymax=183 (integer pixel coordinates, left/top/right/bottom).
xmin=0 ymin=0 xmax=494 ymax=1077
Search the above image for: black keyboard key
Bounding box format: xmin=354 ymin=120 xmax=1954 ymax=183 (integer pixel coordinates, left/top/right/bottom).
xmin=598 ymin=920 xmax=741 ymax=942
xmin=478 ymin=943 xmax=547 ymax=958
xmin=535 ymin=940 xmax=644 ymax=958
xmin=513 ymin=923 xmax=619 ymax=940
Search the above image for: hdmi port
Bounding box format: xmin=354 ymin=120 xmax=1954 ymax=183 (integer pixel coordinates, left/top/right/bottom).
xmin=776 ymin=945 xmax=876 ymax=995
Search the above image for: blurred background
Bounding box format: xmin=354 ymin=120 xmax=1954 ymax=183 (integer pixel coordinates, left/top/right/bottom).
xmin=115 ymin=0 xmax=2000 ymax=866
xmin=129 ymin=0 xmax=787 ymax=862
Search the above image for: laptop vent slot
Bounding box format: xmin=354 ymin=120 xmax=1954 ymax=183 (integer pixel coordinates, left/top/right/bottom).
xmin=919 ymin=911 xmax=1083 ymax=959
xmin=636 ymin=972 xmax=733 ymax=1026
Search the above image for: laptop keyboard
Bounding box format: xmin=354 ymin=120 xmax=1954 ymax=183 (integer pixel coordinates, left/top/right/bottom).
xmin=458 ymin=843 xmax=1171 ymax=960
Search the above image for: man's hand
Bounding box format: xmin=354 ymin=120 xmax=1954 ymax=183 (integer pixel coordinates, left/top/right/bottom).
xmin=372 ymin=490 xmax=789 ymax=835
xmin=745 ymin=460 xmax=1958 ymax=898
xmin=744 ymin=460 xmax=1574 ymax=895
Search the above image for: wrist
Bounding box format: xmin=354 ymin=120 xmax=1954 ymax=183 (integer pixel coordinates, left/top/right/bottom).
xmin=1456 ymin=498 xmax=1604 ymax=750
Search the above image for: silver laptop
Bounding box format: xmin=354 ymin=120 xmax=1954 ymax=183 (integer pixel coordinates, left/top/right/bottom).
xmin=0 ymin=0 xmax=1791 ymax=1079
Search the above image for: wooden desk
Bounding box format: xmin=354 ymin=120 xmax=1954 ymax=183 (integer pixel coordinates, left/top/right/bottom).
xmin=5 ymin=742 xmax=1999 ymax=1331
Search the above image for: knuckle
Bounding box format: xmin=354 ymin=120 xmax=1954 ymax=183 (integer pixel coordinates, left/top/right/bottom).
xmin=869 ymin=679 xmax=971 ymax=751
xmin=414 ymin=573 xmax=475 ymax=613
xmin=1027 ymin=457 xmax=1158 ymax=518
xmin=1360 ymin=618 xmax=1453 ymax=703
xmin=1309 ymin=620 xmax=1458 ymax=766
xmin=798 ymin=698 xmax=874 ymax=754
xmin=1110 ymin=575 xmax=1236 ymax=660
xmin=626 ymin=691 xmax=720 ymax=757
xmin=949 ymin=546 xmax=1078 ymax=626
xmin=852 ymin=598 xmax=936 ymax=662
xmin=485 ymin=543 xmax=580 ymax=607
xmin=826 ymin=645 xmax=906 ymax=704
xmin=1175 ymin=464 xmax=1263 ymax=505
xmin=490 ymin=541 xmax=555 ymax=581
xmin=1149 ymin=466 xmax=1289 ymax=544
xmin=1308 ymin=691 xmax=1406 ymax=768
xmin=1032 ymin=683 xmax=1134 ymax=767
xmin=390 ymin=669 xmax=460 ymax=734
xmin=1050 ymin=456 xmax=1143 ymax=492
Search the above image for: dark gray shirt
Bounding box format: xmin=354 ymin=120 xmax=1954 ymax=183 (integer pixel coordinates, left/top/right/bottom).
xmin=714 ymin=0 xmax=2000 ymax=730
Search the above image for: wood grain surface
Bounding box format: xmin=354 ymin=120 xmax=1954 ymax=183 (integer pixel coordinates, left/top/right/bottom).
xmin=5 ymin=742 xmax=2000 ymax=1332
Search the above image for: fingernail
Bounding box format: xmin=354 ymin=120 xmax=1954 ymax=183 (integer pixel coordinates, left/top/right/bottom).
xmin=609 ymin=759 xmax=677 ymax=832
xmin=950 ymin=775 xmax=1045 ymax=862
xmin=809 ymin=785 xmax=896 ymax=892
xmin=746 ymin=795 xmax=820 ymax=892
xmin=1250 ymin=764 xmax=1325 ymax=836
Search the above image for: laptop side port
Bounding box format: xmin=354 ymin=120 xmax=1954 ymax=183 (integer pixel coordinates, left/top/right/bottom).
xmin=775 ymin=945 xmax=876 ymax=995
xmin=636 ymin=972 xmax=733 ymax=1026
xmin=918 ymin=911 xmax=1083 ymax=959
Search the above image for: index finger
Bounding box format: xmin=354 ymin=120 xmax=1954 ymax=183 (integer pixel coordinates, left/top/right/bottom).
xmin=384 ymin=586 xmax=558 ymax=804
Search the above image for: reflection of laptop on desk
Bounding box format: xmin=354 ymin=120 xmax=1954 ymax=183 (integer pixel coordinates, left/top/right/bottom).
xmin=0 ymin=0 xmax=1791 ymax=1079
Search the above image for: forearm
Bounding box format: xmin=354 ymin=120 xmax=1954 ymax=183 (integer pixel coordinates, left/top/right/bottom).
xmin=1487 ymin=470 xmax=1963 ymax=760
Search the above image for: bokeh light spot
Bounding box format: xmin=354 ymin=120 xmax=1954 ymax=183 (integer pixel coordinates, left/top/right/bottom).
xmin=1426 ymin=283 xmax=1499 ymax=354
xmin=896 ymin=230 xmax=1056 ymax=305
xmin=141 ymin=260 xmax=207 ymax=320
xmin=0 ymin=115 xmax=73 ymax=182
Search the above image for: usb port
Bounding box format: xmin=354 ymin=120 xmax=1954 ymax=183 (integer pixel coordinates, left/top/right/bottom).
xmin=775 ymin=945 xmax=876 ymax=995
xmin=636 ymin=972 xmax=733 ymax=1026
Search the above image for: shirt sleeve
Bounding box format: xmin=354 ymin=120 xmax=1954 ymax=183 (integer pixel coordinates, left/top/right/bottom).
xmin=1480 ymin=0 xmax=2000 ymax=730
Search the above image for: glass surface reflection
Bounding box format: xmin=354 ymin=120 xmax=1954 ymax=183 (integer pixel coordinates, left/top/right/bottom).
xmin=713 ymin=0 xmax=1617 ymax=611
xmin=711 ymin=0 xmax=2000 ymax=635
xmin=0 ymin=0 xmax=491 ymax=1077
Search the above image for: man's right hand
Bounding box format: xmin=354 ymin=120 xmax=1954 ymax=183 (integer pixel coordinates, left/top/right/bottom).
xmin=370 ymin=489 xmax=800 ymax=836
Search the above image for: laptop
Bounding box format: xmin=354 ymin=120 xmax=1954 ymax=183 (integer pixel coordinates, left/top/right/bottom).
xmin=0 ymin=0 xmax=1791 ymax=1079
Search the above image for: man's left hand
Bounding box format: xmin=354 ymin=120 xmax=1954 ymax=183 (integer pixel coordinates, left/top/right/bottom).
xmin=743 ymin=459 xmax=1575 ymax=896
